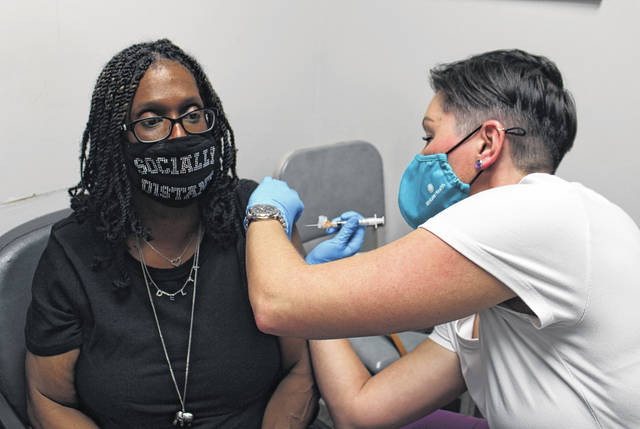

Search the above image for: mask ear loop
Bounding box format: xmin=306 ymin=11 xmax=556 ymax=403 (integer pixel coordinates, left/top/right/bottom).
xmin=445 ymin=126 xmax=482 ymax=185
xmin=446 ymin=126 xmax=482 ymax=155
xmin=468 ymin=126 xmax=527 ymax=186
xmin=498 ymin=126 xmax=527 ymax=136
xmin=469 ymin=165 xmax=483 ymax=185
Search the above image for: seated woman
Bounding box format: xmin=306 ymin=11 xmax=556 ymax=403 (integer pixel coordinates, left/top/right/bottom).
xmin=24 ymin=39 xmax=317 ymax=429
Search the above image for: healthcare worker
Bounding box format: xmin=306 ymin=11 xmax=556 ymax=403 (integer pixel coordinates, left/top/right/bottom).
xmin=243 ymin=49 xmax=640 ymax=429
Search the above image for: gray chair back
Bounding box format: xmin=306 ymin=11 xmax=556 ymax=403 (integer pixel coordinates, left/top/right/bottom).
xmin=275 ymin=141 xmax=430 ymax=376
xmin=0 ymin=209 xmax=71 ymax=428
xmin=276 ymin=140 xmax=385 ymax=251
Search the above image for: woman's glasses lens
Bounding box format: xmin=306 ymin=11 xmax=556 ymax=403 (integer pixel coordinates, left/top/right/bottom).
xmin=133 ymin=108 xmax=215 ymax=143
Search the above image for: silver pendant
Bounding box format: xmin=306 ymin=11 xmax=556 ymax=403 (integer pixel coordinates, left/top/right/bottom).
xmin=169 ymin=257 xmax=182 ymax=267
xmin=173 ymin=410 xmax=194 ymax=427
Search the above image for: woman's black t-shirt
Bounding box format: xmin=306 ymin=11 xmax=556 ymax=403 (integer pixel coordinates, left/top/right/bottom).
xmin=25 ymin=180 xmax=282 ymax=428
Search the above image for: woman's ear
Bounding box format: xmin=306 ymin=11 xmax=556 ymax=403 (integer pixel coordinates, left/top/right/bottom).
xmin=476 ymin=120 xmax=506 ymax=170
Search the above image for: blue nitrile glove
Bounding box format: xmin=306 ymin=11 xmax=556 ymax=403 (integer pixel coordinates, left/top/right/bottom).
xmin=305 ymin=211 xmax=366 ymax=264
xmin=246 ymin=177 xmax=304 ymax=239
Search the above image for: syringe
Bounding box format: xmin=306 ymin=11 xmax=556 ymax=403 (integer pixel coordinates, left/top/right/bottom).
xmin=306 ymin=214 xmax=385 ymax=229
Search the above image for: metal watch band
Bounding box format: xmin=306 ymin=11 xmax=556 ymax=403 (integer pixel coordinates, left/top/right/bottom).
xmin=244 ymin=204 xmax=287 ymax=231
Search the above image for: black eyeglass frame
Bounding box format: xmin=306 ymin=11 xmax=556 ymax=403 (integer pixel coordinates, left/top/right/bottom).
xmin=121 ymin=107 xmax=216 ymax=143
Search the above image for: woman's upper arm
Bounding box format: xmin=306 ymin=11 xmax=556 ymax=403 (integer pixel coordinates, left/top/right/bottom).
xmin=278 ymin=336 xmax=308 ymax=372
xmin=26 ymin=348 xmax=81 ymax=429
xmin=26 ymin=349 xmax=101 ymax=429
xmin=26 ymin=229 xmax=85 ymax=355
xmin=25 ymin=349 xmax=80 ymax=407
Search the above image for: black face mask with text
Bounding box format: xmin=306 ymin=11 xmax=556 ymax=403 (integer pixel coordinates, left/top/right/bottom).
xmin=123 ymin=134 xmax=217 ymax=207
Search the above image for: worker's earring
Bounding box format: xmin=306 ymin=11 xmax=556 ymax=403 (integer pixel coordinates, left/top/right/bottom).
xmin=475 ymin=159 xmax=483 ymax=169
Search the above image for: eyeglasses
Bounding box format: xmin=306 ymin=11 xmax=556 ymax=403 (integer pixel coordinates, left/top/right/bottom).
xmin=121 ymin=108 xmax=216 ymax=143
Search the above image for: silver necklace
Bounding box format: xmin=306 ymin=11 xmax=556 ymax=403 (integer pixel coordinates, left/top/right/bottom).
xmin=138 ymin=252 xmax=198 ymax=300
xmin=137 ymin=229 xmax=202 ymax=300
xmin=136 ymin=228 xmax=201 ymax=427
xmin=144 ymin=231 xmax=197 ymax=267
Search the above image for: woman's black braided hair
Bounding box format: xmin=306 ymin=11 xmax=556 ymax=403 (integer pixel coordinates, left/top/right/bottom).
xmin=69 ymin=39 xmax=240 ymax=291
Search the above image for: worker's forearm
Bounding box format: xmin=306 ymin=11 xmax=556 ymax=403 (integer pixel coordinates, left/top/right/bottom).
xmin=246 ymin=220 xmax=307 ymax=334
xmin=309 ymin=339 xmax=371 ymax=427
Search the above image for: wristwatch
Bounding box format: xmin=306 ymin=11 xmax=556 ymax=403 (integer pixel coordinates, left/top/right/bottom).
xmin=244 ymin=204 xmax=287 ymax=231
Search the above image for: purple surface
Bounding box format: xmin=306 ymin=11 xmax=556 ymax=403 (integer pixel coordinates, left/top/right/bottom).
xmin=400 ymin=409 xmax=489 ymax=429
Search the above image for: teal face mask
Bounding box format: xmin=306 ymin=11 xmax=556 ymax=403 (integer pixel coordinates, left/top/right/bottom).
xmin=397 ymin=126 xmax=482 ymax=229
xmin=398 ymin=125 xmax=526 ymax=228
xmin=398 ymin=154 xmax=472 ymax=229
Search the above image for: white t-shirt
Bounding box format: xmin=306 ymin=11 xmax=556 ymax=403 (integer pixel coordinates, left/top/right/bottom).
xmin=422 ymin=173 xmax=640 ymax=429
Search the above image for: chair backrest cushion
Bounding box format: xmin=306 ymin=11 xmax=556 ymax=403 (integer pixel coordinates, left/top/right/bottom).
xmin=0 ymin=209 xmax=71 ymax=423
xmin=276 ymin=141 xmax=384 ymax=250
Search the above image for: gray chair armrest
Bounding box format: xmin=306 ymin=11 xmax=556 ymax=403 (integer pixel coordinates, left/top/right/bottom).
xmin=349 ymin=331 xmax=429 ymax=374
xmin=396 ymin=331 xmax=429 ymax=353
xmin=0 ymin=391 xmax=28 ymax=429
xmin=349 ymin=336 xmax=400 ymax=373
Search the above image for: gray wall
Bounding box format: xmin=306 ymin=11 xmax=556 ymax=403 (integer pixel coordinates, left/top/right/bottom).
xmin=1 ymin=0 xmax=638 ymax=243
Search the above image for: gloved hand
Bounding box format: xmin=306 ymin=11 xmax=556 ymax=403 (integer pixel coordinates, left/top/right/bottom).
xmin=246 ymin=177 xmax=304 ymax=239
xmin=305 ymin=211 xmax=366 ymax=264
